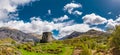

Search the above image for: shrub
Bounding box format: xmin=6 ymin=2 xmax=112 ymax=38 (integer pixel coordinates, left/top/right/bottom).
xmin=109 ymin=26 xmax=120 ymax=48
xmin=0 ymin=46 xmax=21 ymax=55
xmin=80 ymin=44 xmax=92 ymax=55
xmin=109 ymin=25 xmax=120 ymax=55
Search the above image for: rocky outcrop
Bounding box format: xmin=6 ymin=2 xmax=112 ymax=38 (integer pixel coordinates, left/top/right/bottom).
xmin=41 ymin=32 xmax=54 ymax=43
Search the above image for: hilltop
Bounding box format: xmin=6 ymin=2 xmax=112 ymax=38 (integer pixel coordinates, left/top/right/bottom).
xmin=59 ymin=29 xmax=110 ymax=40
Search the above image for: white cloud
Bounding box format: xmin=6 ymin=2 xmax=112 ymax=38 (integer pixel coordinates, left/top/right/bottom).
xmin=115 ymin=17 xmax=120 ymax=23
xmin=59 ymin=24 xmax=90 ymax=37
xmin=0 ymin=10 xmax=9 ymax=20
xmin=108 ymin=12 xmax=112 ymax=15
xmin=48 ymin=9 xmax=51 ymax=15
xmin=53 ymin=15 xmax=69 ymax=22
xmin=0 ymin=18 xmax=53 ymax=34
xmin=64 ymin=3 xmax=82 ymax=15
xmin=73 ymin=10 xmax=82 ymax=15
xmin=11 ymin=0 xmax=35 ymax=5
xmin=64 ymin=3 xmax=81 ymax=11
xmin=0 ymin=17 xmax=74 ymax=35
xmin=106 ymin=17 xmax=120 ymax=29
xmin=0 ymin=0 xmax=34 ymax=21
xmin=82 ymin=13 xmax=107 ymax=25
xmin=106 ymin=19 xmax=116 ymax=29
xmin=53 ymin=20 xmax=74 ymax=31
xmin=91 ymin=27 xmax=105 ymax=32
xmin=30 ymin=17 xmax=41 ymax=21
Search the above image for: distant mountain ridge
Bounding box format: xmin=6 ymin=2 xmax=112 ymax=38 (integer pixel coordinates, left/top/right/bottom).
xmin=59 ymin=29 xmax=109 ymax=40
xmin=0 ymin=27 xmax=40 ymax=43
xmin=0 ymin=27 xmax=109 ymax=42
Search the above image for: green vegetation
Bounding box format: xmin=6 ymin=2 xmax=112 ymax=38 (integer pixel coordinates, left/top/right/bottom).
xmin=14 ymin=41 xmax=73 ymax=55
xmin=109 ymin=26 xmax=120 ymax=55
xmin=1 ymin=26 xmax=120 ymax=55
xmin=15 ymin=35 xmax=110 ymax=55
xmin=80 ymin=44 xmax=92 ymax=55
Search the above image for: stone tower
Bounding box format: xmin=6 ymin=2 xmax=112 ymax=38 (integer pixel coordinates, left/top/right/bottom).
xmin=41 ymin=32 xmax=54 ymax=43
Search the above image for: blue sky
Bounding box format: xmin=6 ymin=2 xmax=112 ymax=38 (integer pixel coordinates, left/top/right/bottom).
xmin=18 ymin=0 xmax=120 ymax=21
xmin=0 ymin=0 xmax=120 ymax=38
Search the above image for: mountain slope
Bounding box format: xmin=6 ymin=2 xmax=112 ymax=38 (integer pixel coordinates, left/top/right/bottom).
xmin=0 ymin=27 xmax=40 ymax=42
xmin=60 ymin=29 xmax=109 ymax=40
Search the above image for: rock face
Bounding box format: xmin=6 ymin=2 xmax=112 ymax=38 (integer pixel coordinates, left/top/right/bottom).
xmin=41 ymin=32 xmax=54 ymax=43
xmin=0 ymin=27 xmax=40 ymax=43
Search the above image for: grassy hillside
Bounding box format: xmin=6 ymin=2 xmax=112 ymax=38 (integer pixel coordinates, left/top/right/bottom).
xmin=0 ymin=35 xmax=110 ymax=55
xmin=0 ymin=26 xmax=120 ymax=55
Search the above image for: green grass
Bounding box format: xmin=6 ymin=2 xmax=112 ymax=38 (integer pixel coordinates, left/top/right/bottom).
xmin=0 ymin=35 xmax=110 ymax=55
xmin=19 ymin=49 xmax=41 ymax=55
xmin=60 ymin=47 xmax=73 ymax=55
xmin=19 ymin=42 xmax=73 ymax=55
xmin=20 ymin=49 xmax=59 ymax=55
